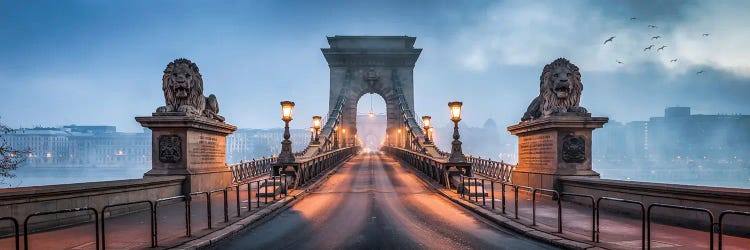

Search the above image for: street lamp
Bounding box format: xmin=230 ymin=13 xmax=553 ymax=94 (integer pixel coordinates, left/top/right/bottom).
xmin=342 ymin=128 xmax=347 ymax=147
xmin=448 ymin=101 xmax=466 ymax=162
xmin=333 ymin=125 xmax=339 ymax=149
xmin=278 ymin=101 xmax=295 ymax=163
xmin=422 ymin=116 xmax=432 ymax=144
xmin=312 ymin=116 xmax=321 ymax=144
xmin=309 ymin=127 xmax=315 ymax=143
xmin=397 ymin=128 xmax=402 ymax=148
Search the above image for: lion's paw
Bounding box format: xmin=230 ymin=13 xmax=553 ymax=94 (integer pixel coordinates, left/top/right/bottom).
xmin=568 ymin=106 xmax=588 ymax=113
xmin=549 ymin=106 xmax=568 ymax=114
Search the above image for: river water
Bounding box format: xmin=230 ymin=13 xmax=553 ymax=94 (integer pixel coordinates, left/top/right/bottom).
xmin=2 ymin=165 xmax=151 ymax=188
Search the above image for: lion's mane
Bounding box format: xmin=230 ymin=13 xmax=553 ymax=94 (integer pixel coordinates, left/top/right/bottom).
xmin=521 ymin=58 xmax=587 ymax=122
xmin=162 ymin=58 xmax=205 ymax=114
xmin=540 ymin=58 xmax=582 ymax=113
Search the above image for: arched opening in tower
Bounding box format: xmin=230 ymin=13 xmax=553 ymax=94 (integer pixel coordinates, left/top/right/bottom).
xmin=356 ymin=93 xmax=387 ymax=152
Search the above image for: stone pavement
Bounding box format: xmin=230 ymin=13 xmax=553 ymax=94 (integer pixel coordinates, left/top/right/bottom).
xmin=464 ymin=179 xmax=750 ymax=250
xmin=0 ymin=176 xmax=285 ymax=250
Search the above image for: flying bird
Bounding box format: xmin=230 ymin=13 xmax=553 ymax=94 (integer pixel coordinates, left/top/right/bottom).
xmin=702 ymin=33 xmax=710 ymax=37
xmin=657 ymin=45 xmax=667 ymax=52
xmin=670 ymin=58 xmax=678 ymax=63
xmin=648 ymin=25 xmax=658 ymax=28
xmin=616 ymin=60 xmax=624 ymax=64
xmin=651 ymin=36 xmax=661 ymax=40
xmin=604 ymin=36 xmax=615 ymax=45
xmin=696 ymin=70 xmax=705 ymax=75
xmin=644 ymin=45 xmax=655 ymax=51
xmin=630 ymin=17 xmax=637 ymax=20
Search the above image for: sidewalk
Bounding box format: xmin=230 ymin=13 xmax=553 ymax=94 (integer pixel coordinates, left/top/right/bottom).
xmin=464 ymin=179 xmax=750 ymax=250
xmin=0 ymin=176 xmax=286 ymax=250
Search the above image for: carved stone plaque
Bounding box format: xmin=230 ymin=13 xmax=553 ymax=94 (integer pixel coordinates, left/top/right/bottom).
xmin=562 ymin=135 xmax=585 ymax=163
xmin=159 ymin=135 xmax=182 ymax=163
xmin=518 ymin=133 xmax=555 ymax=168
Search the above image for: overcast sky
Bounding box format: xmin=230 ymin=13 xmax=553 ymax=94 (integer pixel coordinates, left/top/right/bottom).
xmin=1 ymin=0 xmax=749 ymax=132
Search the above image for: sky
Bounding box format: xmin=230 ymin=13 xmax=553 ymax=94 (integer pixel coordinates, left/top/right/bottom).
xmin=1 ymin=0 xmax=750 ymax=132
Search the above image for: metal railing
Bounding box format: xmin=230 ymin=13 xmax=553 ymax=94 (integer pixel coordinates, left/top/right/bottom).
xmin=227 ymin=156 xmax=277 ymax=183
xmin=383 ymin=147 xmax=449 ymax=187
xmin=101 ymin=201 xmax=155 ymax=249
xmin=595 ymin=197 xmax=645 ymax=249
xmin=532 ymin=188 xmax=561 ymax=233
xmin=292 ymin=147 xmax=359 ymax=188
xmin=154 ymin=195 xmax=190 ymax=246
xmin=466 ymin=156 xmax=516 ymax=183
xmin=0 ymin=217 xmax=19 ymax=250
xmin=718 ymin=211 xmax=750 ymax=250
xmin=24 ymin=207 xmax=99 ymax=250
xmin=647 ymin=203 xmax=714 ymax=250
xmin=560 ymin=192 xmax=596 ymax=242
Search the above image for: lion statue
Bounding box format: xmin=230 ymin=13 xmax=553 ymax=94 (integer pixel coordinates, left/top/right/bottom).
xmin=521 ymin=58 xmax=588 ymax=122
xmin=156 ymin=58 xmax=224 ymax=122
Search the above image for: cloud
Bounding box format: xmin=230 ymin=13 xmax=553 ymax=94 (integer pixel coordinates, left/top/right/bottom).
xmin=454 ymin=0 xmax=750 ymax=78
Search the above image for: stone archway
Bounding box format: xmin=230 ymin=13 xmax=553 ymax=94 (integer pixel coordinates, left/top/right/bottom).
xmin=322 ymin=36 xmax=421 ymax=145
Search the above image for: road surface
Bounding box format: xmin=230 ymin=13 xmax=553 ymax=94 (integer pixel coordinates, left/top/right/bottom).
xmin=217 ymin=152 xmax=556 ymax=249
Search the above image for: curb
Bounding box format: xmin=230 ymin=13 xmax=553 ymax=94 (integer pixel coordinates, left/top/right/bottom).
xmin=395 ymin=157 xmax=607 ymax=250
xmin=172 ymin=155 xmax=355 ymax=249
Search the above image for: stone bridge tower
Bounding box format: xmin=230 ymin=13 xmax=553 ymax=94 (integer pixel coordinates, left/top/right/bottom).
xmin=322 ymin=36 xmax=421 ymax=146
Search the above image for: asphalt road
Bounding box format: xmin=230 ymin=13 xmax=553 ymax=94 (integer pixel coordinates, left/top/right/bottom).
xmin=216 ymin=152 xmax=557 ymax=250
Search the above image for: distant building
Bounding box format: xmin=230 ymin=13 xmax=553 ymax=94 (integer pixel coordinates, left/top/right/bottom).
xmin=4 ymin=124 xmax=317 ymax=167
xmin=433 ymin=119 xmax=504 ymax=160
xmin=5 ymin=126 xmax=150 ymax=167
xmin=594 ymin=107 xmax=750 ymax=162
xmin=648 ymin=107 xmax=750 ymax=161
xmin=226 ymin=128 xmax=311 ymax=163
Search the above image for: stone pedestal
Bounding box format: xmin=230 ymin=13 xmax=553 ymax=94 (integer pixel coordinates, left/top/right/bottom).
xmin=136 ymin=113 xmax=237 ymax=194
xmin=507 ymin=115 xmax=608 ymax=190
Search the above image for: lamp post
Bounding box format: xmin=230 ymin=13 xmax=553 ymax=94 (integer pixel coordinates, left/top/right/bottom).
xmin=342 ymin=128 xmax=347 ymax=147
xmin=309 ymin=127 xmax=314 ymax=143
xmin=422 ymin=116 xmax=432 ymax=144
xmin=397 ymin=129 xmax=402 ymax=148
xmin=279 ymin=101 xmax=295 ymax=163
xmin=312 ymin=116 xmax=321 ymax=144
xmin=333 ymin=125 xmax=339 ymax=150
xmin=448 ymin=101 xmax=466 ymax=162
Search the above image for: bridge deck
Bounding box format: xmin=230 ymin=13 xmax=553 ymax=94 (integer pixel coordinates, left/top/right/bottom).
xmin=218 ymin=152 xmax=554 ymax=249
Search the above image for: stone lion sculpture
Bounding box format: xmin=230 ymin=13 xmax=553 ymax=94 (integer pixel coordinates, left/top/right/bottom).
xmin=156 ymin=58 xmax=225 ymax=122
xmin=521 ymin=58 xmax=588 ymax=121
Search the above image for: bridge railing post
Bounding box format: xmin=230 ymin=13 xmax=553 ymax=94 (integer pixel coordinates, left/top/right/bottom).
xmin=647 ymin=203 xmax=714 ymax=250
xmin=24 ymin=207 xmax=99 ymax=250
xmin=0 ymin=217 xmax=19 ymax=250
xmin=595 ymin=197 xmax=645 ymax=248
xmin=561 ymin=192 xmax=596 ymax=242
xmin=101 ymin=200 xmax=156 ymax=250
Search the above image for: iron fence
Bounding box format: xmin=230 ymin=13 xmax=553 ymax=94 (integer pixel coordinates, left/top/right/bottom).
xmin=101 ymin=200 xmax=155 ymax=249
xmin=647 ymin=203 xmax=714 ymax=250
xmin=154 ymin=195 xmax=190 ymax=246
xmin=718 ymin=210 xmax=750 ymax=250
xmin=560 ymin=192 xmax=596 ymax=242
xmin=0 ymin=217 xmax=19 ymax=250
xmin=24 ymin=207 xmax=99 ymax=250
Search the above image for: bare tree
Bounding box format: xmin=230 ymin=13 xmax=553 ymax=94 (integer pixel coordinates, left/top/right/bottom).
xmin=1 ymin=118 xmax=30 ymax=184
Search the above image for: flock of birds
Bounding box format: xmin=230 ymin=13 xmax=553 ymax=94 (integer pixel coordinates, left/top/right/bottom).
xmin=603 ymin=17 xmax=710 ymax=75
